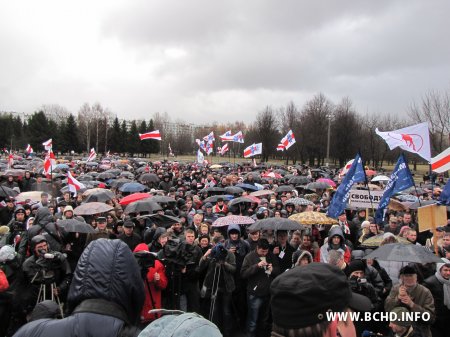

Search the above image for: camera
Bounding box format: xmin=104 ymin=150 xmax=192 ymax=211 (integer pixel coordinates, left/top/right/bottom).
xmin=134 ymin=251 xmax=156 ymax=270
xmin=349 ymin=275 xmax=368 ymax=292
xmin=210 ymin=244 xmax=228 ymax=261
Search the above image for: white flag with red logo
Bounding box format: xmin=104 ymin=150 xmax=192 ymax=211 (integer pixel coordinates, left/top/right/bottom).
xmin=243 ymin=143 xmax=262 ymax=158
xmin=276 ymin=144 xmax=285 ymax=151
xmin=340 ymin=159 xmax=354 ymax=177
xmin=67 ymin=171 xmax=85 ymax=196
xmin=43 ymin=150 xmax=56 ymax=176
xmin=220 ymin=143 xmax=229 ymax=155
xmin=431 ymin=147 xmax=450 ymax=173
xmin=280 ymin=130 xmax=296 ymax=150
xmin=42 ymin=138 xmax=52 ymax=151
xmin=206 ymin=140 xmax=214 ymax=155
xmin=25 ymin=144 xmax=34 ymax=154
xmin=375 ymin=122 xmax=431 ymax=162
xmin=139 ymin=130 xmax=162 ymax=141
xmin=87 ymin=148 xmax=97 ymax=162
xmin=219 ymin=130 xmax=232 ymax=141
xmin=203 ymin=131 xmax=215 ymax=142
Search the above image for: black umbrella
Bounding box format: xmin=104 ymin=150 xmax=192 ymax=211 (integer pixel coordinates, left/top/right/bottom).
xmin=109 ymin=178 xmax=132 ymax=189
xmin=229 ymin=197 xmax=255 ymax=207
xmin=305 ymin=182 xmax=332 ymax=190
xmin=73 ymin=202 xmax=114 ymax=216
xmin=224 ymin=186 xmax=245 ymax=195
xmin=203 ymin=195 xmax=234 ymax=204
xmin=58 ymin=219 xmax=95 ymax=233
xmin=151 ymin=195 xmax=177 ymax=204
xmin=364 ymin=243 xmax=442 ymax=263
xmin=139 ymin=173 xmax=160 ymax=183
xmin=247 ymin=218 xmax=303 ymax=231
xmin=124 ymin=199 xmax=162 ymax=214
xmin=97 ymin=172 xmax=115 ymax=180
xmin=288 ymin=176 xmax=311 ymax=185
xmin=406 ymin=200 xmax=438 ymax=210
xmin=0 ymin=186 xmax=19 ymax=198
xmin=200 ymin=187 xmax=226 ymax=195
xmin=84 ymin=190 xmax=115 ymax=203
xmin=235 ymin=183 xmax=259 ymax=192
xmin=136 ymin=214 xmax=182 ymax=228
xmin=275 ymin=185 xmax=295 ymax=193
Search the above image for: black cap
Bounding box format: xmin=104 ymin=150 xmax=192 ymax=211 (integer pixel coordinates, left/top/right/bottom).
xmin=271 ymin=263 xmax=372 ymax=329
xmin=436 ymin=226 xmax=450 ymax=233
xmin=123 ymin=220 xmax=135 ymax=228
xmin=399 ymin=265 xmax=417 ymax=276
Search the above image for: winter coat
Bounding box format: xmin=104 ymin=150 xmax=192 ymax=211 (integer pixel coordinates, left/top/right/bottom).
xmin=241 ymin=250 xmax=280 ymax=297
xmin=133 ymin=243 xmax=168 ymax=323
xmin=199 ymin=250 xmax=236 ymax=295
xmin=13 ymin=239 xmax=145 ymax=337
xmin=424 ymin=274 xmax=450 ymax=325
xmin=315 ymin=226 xmax=351 ymax=263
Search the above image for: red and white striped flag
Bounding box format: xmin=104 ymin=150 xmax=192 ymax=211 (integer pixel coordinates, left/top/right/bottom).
xmin=7 ymin=153 xmax=14 ymax=169
xmin=220 ymin=143 xmax=229 ymax=155
xmin=339 ymin=159 xmax=354 ymax=177
xmin=431 ymin=147 xmax=450 ymax=173
xmin=276 ymin=144 xmax=285 ymax=151
xmin=203 ymin=131 xmax=215 ymax=142
xmin=67 ymin=171 xmax=85 ymax=196
xmin=25 ymin=144 xmax=34 ymax=154
xmin=87 ymin=148 xmax=97 ymax=162
xmin=42 ymin=138 xmax=52 ymax=151
xmin=244 ymin=143 xmax=262 ymax=158
xmin=43 ymin=150 xmax=56 ymax=176
xmin=139 ymin=130 xmax=162 ymax=141
xmin=280 ymin=130 xmax=296 ymax=150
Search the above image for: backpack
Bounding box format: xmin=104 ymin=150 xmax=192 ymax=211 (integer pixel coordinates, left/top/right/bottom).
xmin=138 ymin=313 xmax=222 ymax=337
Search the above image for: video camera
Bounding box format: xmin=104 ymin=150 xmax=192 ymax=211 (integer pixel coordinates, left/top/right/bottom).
xmin=349 ymin=275 xmax=368 ymax=292
xmin=210 ymin=243 xmax=228 ymax=261
xmin=134 ymin=250 xmax=157 ymax=270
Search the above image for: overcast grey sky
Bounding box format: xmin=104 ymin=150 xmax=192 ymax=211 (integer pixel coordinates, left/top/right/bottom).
xmin=1 ymin=0 xmax=449 ymax=125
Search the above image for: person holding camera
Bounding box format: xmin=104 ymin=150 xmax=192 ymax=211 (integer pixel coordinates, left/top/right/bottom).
xmin=133 ymin=243 xmax=168 ymax=327
xmin=21 ymin=235 xmax=72 ymax=315
xmin=5 ymin=207 xmax=27 ymax=253
xmin=199 ymin=236 xmax=236 ymax=337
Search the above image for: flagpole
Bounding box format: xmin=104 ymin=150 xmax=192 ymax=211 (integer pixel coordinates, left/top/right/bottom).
xmin=361 ymin=152 xmax=375 ymax=217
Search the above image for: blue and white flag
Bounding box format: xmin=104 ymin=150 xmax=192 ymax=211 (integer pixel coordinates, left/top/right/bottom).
xmin=375 ymin=154 xmax=415 ymax=223
xmin=439 ymin=179 xmax=450 ymax=205
xmin=197 ymin=149 xmax=204 ymax=164
xmin=327 ymin=153 xmax=366 ymax=218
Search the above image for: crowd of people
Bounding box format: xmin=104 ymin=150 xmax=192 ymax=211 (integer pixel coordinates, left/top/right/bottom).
xmin=0 ymin=157 xmax=449 ymax=337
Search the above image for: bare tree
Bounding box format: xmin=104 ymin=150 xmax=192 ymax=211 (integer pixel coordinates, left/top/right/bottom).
xmin=255 ymin=106 xmax=279 ymax=162
xmin=77 ymin=103 xmax=94 ymax=152
xmin=40 ymin=104 xmax=71 ymax=124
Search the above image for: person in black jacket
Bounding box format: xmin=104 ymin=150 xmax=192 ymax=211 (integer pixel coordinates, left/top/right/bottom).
xmin=118 ymin=220 xmax=142 ymax=251
xmin=13 ymin=239 xmax=145 ymax=337
xmin=241 ymin=238 xmax=280 ymax=337
xmin=424 ymin=259 xmax=450 ymax=337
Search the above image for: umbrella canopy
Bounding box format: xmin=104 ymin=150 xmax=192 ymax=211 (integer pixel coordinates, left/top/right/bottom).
xmin=109 ymin=178 xmax=132 ymax=189
xmin=151 ymin=195 xmax=177 ymax=204
xmin=371 ymin=175 xmax=390 ymax=182
xmin=203 ymin=194 xmax=234 ymax=204
xmin=56 ymin=163 xmax=70 ymax=170
xmin=119 ymin=193 xmax=151 ymax=206
xmin=284 ymin=197 xmax=313 ymax=206
xmin=199 ymin=187 xmax=226 ymax=195
xmin=97 ymin=172 xmax=116 ymax=180
xmin=289 ymin=212 xmax=338 ymax=225
xmin=288 ymin=176 xmax=311 ymax=185
xmin=212 ymin=215 xmax=255 ymax=227
xmin=229 ymin=197 xmax=256 ymax=207
xmin=274 ymin=185 xmax=295 ymax=193
xmin=139 ymin=173 xmax=160 ymax=183
xmin=249 ymin=189 xmax=275 ymax=197
xmin=247 ymin=218 xmax=303 ymax=231
xmin=364 ymin=243 xmax=442 ymax=263
xmin=124 ymin=199 xmax=162 ymax=215
xmin=84 ymin=190 xmax=116 ymax=203
xmin=3 ymin=169 xmax=26 ymax=177
xmin=388 ymin=199 xmax=408 ymax=211
xmin=407 ymin=200 xmax=439 ymax=210
xmin=82 ymin=188 xmax=111 ymax=197
xmin=58 ymin=218 xmax=95 ymax=233
xmin=316 ymin=178 xmax=336 ymax=188
xmin=210 ymin=164 xmax=222 ymax=169
xmin=261 ymin=172 xmax=283 ymax=179
xmin=119 ymin=182 xmax=147 ymax=193
xmin=0 ymin=186 xmax=20 ymax=199
xmin=394 ymin=194 xmax=419 ymax=202
xmin=224 ymin=186 xmax=245 ymax=195
xmin=305 ymin=181 xmax=332 ymax=191
xmin=73 ymin=202 xmax=114 ymax=216
xmin=365 ymin=169 xmax=377 ymax=176
xmin=136 ymin=214 xmax=181 ymax=228
xmin=360 ymin=234 xmax=411 ymax=248
xmin=15 ymin=191 xmax=51 ymax=203
xmin=235 ymin=183 xmax=259 ymax=192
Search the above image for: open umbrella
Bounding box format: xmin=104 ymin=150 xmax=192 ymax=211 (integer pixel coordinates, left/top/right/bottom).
xmin=84 ymin=190 xmax=116 ymax=203
xmin=371 ymin=175 xmax=390 ymax=182
xmin=261 ymin=172 xmax=283 ymax=179
xmin=58 ymin=218 xmax=95 ymax=233
xmin=0 ymin=186 xmax=20 ymax=199
xmin=365 ymin=169 xmax=377 ymax=176
xmin=15 ymin=191 xmax=51 ymax=203
xmin=235 ymin=183 xmax=259 ymax=192
xmin=289 ymin=212 xmax=338 ymax=225
xmin=284 ymin=197 xmax=313 ymax=206
xmin=250 ymin=189 xmax=275 ymax=197
xmin=247 ymin=218 xmax=303 ymax=231
xmin=151 ymin=195 xmax=177 ymax=204
xmin=139 ymin=173 xmax=160 ymax=183
xmin=109 ymin=178 xmax=132 ymax=189
xmin=224 ymin=186 xmax=245 ymax=195
xmin=3 ymin=169 xmax=26 ymax=177
xmin=200 ymin=187 xmax=225 ymax=195
xmin=212 ymin=215 xmax=255 ymax=227
xmin=364 ymin=243 xmax=442 ymax=263
xmin=229 ymin=197 xmax=256 ymax=207
xmin=97 ymin=172 xmax=115 ymax=180
xmin=82 ymin=188 xmax=110 ymax=197
xmin=119 ymin=193 xmax=151 ymax=206
xmin=407 ymin=200 xmax=439 ymax=210
xmin=388 ymin=199 xmax=408 ymax=211
xmin=316 ymin=178 xmax=336 ymax=188
xmin=274 ymin=185 xmax=295 ymax=193
xmin=360 ymin=234 xmax=411 ymax=248
xmin=203 ymin=195 xmax=234 ymax=204
xmin=305 ymin=181 xmax=332 ymax=191
xmin=136 ymin=214 xmax=181 ymax=228
xmin=119 ymin=182 xmax=147 ymax=193
xmin=124 ymin=199 xmax=162 ymax=215
xmin=73 ymin=202 xmax=114 ymax=216
xmin=288 ymin=176 xmax=311 ymax=185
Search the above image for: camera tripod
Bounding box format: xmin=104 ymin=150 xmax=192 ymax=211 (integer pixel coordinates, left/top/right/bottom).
xmin=31 ymin=269 xmax=64 ymax=318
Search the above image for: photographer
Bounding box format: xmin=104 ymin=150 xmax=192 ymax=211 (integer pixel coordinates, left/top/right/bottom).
xmin=6 ymin=207 xmax=27 ymax=253
xmin=22 ymin=235 xmax=72 ymax=315
xmin=133 ymin=243 xmax=168 ymax=327
xmin=199 ymin=236 xmax=236 ymax=337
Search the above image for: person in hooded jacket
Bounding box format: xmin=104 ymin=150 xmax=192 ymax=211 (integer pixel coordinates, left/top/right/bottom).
xmin=148 ymin=228 xmax=168 ymax=253
xmin=315 ymin=226 xmax=352 ymax=263
xmin=13 ymin=238 xmax=145 ymax=337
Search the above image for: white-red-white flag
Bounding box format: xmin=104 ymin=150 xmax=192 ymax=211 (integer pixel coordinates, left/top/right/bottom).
xmin=206 ymin=140 xmax=214 ymax=155
xmin=42 ymin=138 xmax=52 ymax=151
xmin=67 ymin=171 xmax=86 ymax=196
xmin=43 ymin=150 xmax=56 ymax=176
xmin=280 ymin=130 xmax=296 ymax=150
xmin=220 ymin=143 xmax=229 ymax=155
xmin=276 ymin=144 xmax=285 ymax=151
xmin=339 ymin=159 xmax=354 ymax=177
xmin=25 ymin=144 xmax=34 ymax=154
xmin=375 ymin=122 xmax=431 ymax=162
xmin=203 ymin=131 xmax=215 ymax=142
xmin=139 ymin=130 xmax=162 ymax=141
xmin=219 ymin=131 xmax=232 ymax=141
xmin=87 ymin=148 xmax=97 ymax=162
xmin=244 ymin=143 xmax=262 ymax=158
xmin=431 ymin=147 xmax=450 ymax=173
xmin=7 ymin=153 xmax=14 ymax=169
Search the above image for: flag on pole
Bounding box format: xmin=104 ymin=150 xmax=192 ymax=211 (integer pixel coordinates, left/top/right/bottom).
xmin=7 ymin=153 xmax=14 ymax=169
xmin=339 ymin=159 xmax=355 ymax=177
xmin=87 ymin=148 xmax=97 ymax=162
xmin=206 ymin=140 xmax=214 ymax=155
xmin=168 ymin=143 xmax=174 ymax=157
xmin=43 ymin=150 xmax=56 ymax=176
xmin=232 ymin=131 xmax=244 ymax=143
xmin=219 ymin=131 xmax=232 ymax=141
xmin=42 ymin=139 xmax=52 ymax=151
xmin=197 ymin=149 xmax=204 ymax=164
xmin=439 ymin=179 xmax=450 ymax=205
xmin=243 ymin=143 xmax=262 ymax=158
xmin=203 ymin=131 xmax=215 ymax=142
xmin=67 ymin=171 xmax=86 ymax=197
xmin=431 ymin=147 xmax=450 ymax=173
xmin=25 ymin=144 xmax=34 ymax=155
xmin=279 ymin=130 xmax=296 ymax=150
xmin=276 ymin=144 xmax=285 ymax=151
xmin=375 ymin=122 xmax=431 ymax=162
xmin=375 ymin=154 xmax=415 ymax=223
xmin=327 ymin=153 xmax=366 ymax=218
xmin=220 ymin=143 xmax=229 ymax=155
xmin=139 ymin=130 xmax=162 ymax=141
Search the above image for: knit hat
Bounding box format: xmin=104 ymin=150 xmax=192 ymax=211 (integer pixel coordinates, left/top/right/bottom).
xmin=347 ymin=260 xmax=365 ymax=276
xmin=361 ymin=220 xmax=370 ymax=229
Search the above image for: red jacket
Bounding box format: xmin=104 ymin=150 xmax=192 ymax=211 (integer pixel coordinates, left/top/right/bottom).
xmin=0 ymin=269 xmax=9 ymax=292
xmin=133 ymin=243 xmax=168 ymax=323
